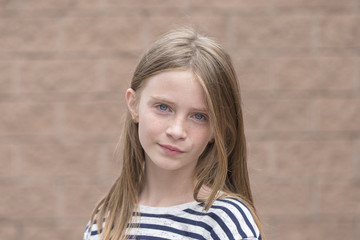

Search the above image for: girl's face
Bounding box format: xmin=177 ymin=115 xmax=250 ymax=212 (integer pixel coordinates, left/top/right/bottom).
xmin=126 ymin=70 xmax=214 ymax=174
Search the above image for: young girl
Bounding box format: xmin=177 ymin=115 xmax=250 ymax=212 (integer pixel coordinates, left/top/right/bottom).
xmin=83 ymin=27 xmax=264 ymax=240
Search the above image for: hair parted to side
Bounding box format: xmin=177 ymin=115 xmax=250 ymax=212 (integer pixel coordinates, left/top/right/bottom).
xmin=90 ymin=27 xmax=264 ymax=240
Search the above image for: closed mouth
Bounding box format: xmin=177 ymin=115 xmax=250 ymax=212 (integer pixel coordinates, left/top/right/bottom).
xmin=158 ymin=144 xmax=184 ymax=153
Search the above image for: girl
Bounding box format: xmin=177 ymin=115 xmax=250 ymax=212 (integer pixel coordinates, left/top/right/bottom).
xmin=84 ymin=27 xmax=264 ymax=240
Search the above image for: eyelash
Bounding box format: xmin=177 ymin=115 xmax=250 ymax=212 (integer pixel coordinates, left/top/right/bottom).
xmin=156 ymin=104 xmax=170 ymax=112
xmin=155 ymin=103 xmax=208 ymax=122
xmin=192 ymin=113 xmax=207 ymax=121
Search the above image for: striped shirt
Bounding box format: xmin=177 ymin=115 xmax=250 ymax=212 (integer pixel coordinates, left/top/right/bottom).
xmin=83 ymin=198 xmax=262 ymax=240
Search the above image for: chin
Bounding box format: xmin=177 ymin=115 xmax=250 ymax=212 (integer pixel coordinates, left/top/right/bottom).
xmin=153 ymin=160 xmax=189 ymax=172
xmin=157 ymin=163 xmax=184 ymax=172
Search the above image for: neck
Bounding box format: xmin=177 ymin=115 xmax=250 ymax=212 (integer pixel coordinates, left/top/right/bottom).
xmin=138 ymin=161 xmax=196 ymax=207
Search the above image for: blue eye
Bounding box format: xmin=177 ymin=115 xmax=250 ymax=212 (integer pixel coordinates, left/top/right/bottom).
xmin=158 ymin=104 xmax=168 ymax=111
xmin=194 ymin=113 xmax=205 ymax=120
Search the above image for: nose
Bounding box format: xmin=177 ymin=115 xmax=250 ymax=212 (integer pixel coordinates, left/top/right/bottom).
xmin=165 ymin=116 xmax=187 ymax=140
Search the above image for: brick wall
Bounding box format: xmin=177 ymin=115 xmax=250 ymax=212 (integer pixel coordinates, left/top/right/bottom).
xmin=0 ymin=1 xmax=359 ymax=239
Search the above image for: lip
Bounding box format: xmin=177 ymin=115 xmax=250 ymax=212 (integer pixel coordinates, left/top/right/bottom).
xmin=158 ymin=144 xmax=185 ymax=156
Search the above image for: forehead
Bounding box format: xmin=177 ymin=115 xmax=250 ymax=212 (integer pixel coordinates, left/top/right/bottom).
xmin=139 ymin=70 xmax=208 ymax=109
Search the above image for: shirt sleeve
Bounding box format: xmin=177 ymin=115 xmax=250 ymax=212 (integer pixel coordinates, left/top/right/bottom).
xmin=210 ymin=198 xmax=261 ymax=239
xmin=83 ymin=221 xmax=90 ymax=240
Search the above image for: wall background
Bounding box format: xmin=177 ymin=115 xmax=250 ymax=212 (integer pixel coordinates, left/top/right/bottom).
xmin=0 ymin=0 xmax=359 ymax=239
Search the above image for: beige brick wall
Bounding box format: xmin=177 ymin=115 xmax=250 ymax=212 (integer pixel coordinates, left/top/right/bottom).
xmin=0 ymin=0 xmax=359 ymax=239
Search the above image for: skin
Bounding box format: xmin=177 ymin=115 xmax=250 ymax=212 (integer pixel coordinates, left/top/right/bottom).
xmin=126 ymin=70 xmax=214 ymax=207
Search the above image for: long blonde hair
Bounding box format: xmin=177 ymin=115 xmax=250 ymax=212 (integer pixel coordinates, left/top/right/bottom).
xmin=90 ymin=27 xmax=264 ymax=239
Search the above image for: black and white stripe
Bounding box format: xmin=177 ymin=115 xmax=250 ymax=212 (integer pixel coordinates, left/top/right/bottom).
xmin=84 ymin=198 xmax=261 ymax=240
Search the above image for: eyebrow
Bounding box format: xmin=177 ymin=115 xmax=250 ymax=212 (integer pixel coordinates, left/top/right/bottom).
xmin=149 ymin=96 xmax=209 ymax=113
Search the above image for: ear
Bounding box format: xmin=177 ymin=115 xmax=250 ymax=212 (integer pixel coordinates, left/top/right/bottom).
xmin=125 ymin=88 xmax=139 ymax=123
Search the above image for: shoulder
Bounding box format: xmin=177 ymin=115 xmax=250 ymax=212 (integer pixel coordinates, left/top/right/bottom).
xmin=83 ymin=220 xmax=102 ymax=240
xmin=205 ymin=197 xmax=261 ymax=239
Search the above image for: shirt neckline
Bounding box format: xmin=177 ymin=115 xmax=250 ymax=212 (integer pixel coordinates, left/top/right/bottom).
xmin=138 ymin=200 xmax=202 ymax=213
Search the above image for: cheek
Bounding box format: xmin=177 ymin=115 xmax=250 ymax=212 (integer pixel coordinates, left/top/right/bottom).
xmin=138 ymin=111 xmax=163 ymax=144
xmin=193 ymin=128 xmax=214 ymax=150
